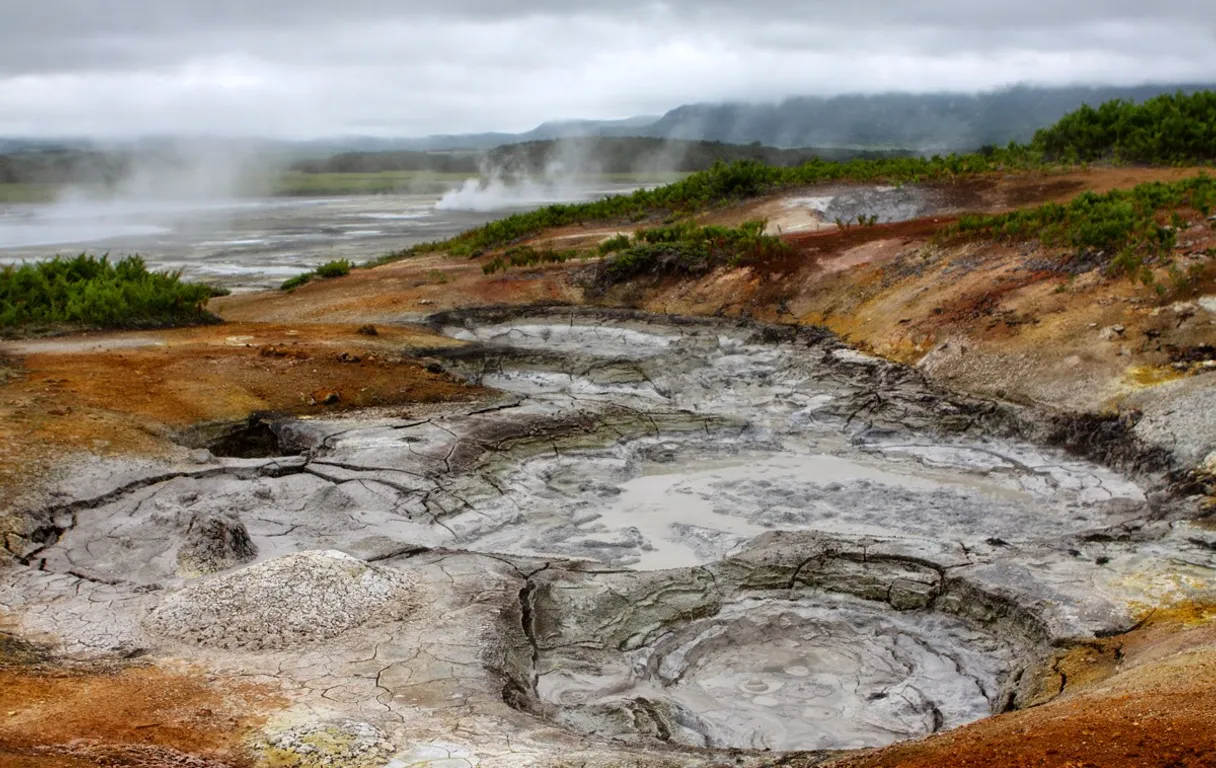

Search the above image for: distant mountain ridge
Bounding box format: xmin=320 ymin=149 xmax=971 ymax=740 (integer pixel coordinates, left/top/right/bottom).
xmin=2 ymin=84 xmax=1213 ymax=158
xmin=366 ymin=83 xmax=1216 ymax=153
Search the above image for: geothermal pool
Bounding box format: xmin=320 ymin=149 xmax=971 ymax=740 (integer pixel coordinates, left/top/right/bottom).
xmin=5 ymin=308 xmax=1207 ymax=765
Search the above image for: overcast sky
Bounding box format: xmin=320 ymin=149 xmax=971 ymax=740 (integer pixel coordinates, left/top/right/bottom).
xmin=2 ymin=1 xmax=1215 ymax=139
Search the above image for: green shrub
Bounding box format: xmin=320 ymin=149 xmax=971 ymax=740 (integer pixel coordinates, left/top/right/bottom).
xmin=1031 ymin=91 xmax=1216 ymax=163
xmin=598 ymin=234 xmax=632 ymax=254
xmin=479 ymin=220 xmax=790 ymax=285
xmin=314 ymin=259 xmax=353 ymax=278
xmin=482 ymin=246 xmax=582 ymax=275
xmin=0 ymin=254 xmax=217 ymax=331
xmin=280 ymin=258 xmax=355 ymax=291
xmin=941 ymin=174 xmax=1216 ymax=279
xmin=280 ymin=272 xmax=313 ymax=291
xmin=597 ymin=220 xmax=787 ymax=287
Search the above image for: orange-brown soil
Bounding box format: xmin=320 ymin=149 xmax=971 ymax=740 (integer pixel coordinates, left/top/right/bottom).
xmin=213 ymin=252 xmax=584 ymax=325
xmin=0 ymin=322 xmax=485 ymax=504
xmin=0 ymin=621 xmax=282 ymax=768
xmin=821 ymin=608 xmax=1216 ymax=768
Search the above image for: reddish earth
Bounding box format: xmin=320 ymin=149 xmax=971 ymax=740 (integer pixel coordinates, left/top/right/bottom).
xmin=0 ymin=620 xmax=282 ymax=768
xmin=0 ymin=322 xmax=485 ymax=505
xmin=821 ymin=608 xmax=1216 ymax=768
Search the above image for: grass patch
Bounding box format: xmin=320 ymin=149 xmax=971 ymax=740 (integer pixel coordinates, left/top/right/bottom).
xmin=280 ymin=259 xmax=354 ymax=291
xmin=481 ymin=246 xmax=585 ymax=275
xmin=313 ymin=259 xmax=353 ymax=278
xmin=596 ymin=220 xmax=789 ymax=287
xmin=0 ymin=254 xmax=218 ymax=333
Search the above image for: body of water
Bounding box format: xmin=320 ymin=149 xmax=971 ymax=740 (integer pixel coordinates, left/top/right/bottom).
xmin=0 ymin=181 xmax=644 ymax=290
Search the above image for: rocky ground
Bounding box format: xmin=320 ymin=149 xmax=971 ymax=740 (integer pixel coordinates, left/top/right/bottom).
xmin=1 ymin=166 xmax=1214 ymax=768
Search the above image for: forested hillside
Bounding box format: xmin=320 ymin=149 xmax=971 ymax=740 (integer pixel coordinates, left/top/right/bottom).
xmin=641 ymin=84 xmax=1215 ymax=150
xmin=1030 ymin=91 xmax=1216 ymax=163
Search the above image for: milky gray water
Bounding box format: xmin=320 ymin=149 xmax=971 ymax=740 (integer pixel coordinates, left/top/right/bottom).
xmin=0 ymin=181 xmax=645 ymax=290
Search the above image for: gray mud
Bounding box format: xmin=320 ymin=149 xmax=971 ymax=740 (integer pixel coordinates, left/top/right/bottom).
xmin=2 ymin=307 xmax=1213 ymax=766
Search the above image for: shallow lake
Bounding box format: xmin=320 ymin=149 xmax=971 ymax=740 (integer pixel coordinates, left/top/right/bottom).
xmin=0 ymin=180 xmax=645 ymax=290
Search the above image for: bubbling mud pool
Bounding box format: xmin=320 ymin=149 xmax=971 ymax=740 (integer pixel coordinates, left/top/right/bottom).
xmin=4 ymin=308 xmax=1210 ymax=766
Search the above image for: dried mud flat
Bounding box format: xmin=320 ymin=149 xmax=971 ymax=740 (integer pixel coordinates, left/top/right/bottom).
xmin=3 ymin=305 xmax=1214 ymax=767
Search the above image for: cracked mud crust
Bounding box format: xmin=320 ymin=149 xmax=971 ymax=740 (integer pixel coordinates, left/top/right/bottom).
xmin=2 ymin=307 xmax=1213 ymax=767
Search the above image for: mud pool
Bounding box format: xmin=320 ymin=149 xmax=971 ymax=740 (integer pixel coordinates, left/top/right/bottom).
xmin=3 ymin=308 xmax=1214 ymax=766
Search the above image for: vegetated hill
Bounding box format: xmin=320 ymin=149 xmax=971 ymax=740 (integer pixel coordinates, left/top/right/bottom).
xmin=1030 ymin=91 xmax=1216 ymax=163
xmin=481 ymin=138 xmax=914 ymax=177
xmin=395 ymin=153 xmax=1006 ymax=261
xmin=390 ymin=92 xmax=1216 ymax=261
xmin=642 ymin=84 xmax=1216 ymax=150
xmin=0 ymin=149 xmax=132 ymax=185
xmin=288 ymin=150 xmax=481 ymax=175
xmin=287 ymin=83 xmax=1216 ymax=153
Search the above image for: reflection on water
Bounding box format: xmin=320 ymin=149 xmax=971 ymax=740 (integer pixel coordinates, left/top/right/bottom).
xmin=0 ymin=182 xmax=644 ymax=290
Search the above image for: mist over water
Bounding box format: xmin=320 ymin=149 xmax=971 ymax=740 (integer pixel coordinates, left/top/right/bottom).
xmin=436 ymin=175 xmax=601 ymax=212
xmin=0 ymin=137 xmax=665 ymax=287
xmin=0 ymin=181 xmax=649 ymax=291
xmin=436 ymin=139 xmax=681 ymax=211
xmin=0 ymin=140 xmax=278 ymax=249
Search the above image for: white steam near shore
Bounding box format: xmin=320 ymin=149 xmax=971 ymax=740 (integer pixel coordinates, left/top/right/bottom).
xmin=435 ymin=137 xmax=688 ymax=211
xmin=435 ymin=175 xmax=588 ymax=212
xmin=0 ymin=141 xmax=281 ymax=250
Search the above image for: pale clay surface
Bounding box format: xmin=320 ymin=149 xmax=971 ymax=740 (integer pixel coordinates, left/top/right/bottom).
xmin=2 ymin=307 xmax=1213 ymax=767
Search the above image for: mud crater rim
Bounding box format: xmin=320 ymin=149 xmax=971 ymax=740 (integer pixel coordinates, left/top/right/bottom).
xmin=4 ymin=305 xmax=1180 ymax=766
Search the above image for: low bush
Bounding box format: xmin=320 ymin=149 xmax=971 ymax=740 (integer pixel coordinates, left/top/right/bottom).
xmin=598 ymin=234 xmax=632 ymax=255
xmin=314 ymin=259 xmax=353 ymax=278
xmin=0 ymin=254 xmax=217 ymax=331
xmin=482 ymin=246 xmax=583 ymax=275
xmin=280 ymin=272 xmax=313 ymax=291
xmin=597 ymin=220 xmax=788 ymax=287
xmin=941 ymin=174 xmax=1216 ymax=281
xmin=1031 ymin=91 xmax=1216 ymax=164
xmin=280 ymin=259 xmax=354 ymax=291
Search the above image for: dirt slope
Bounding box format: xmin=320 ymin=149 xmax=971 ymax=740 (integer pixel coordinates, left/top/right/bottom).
xmin=0 ymin=322 xmax=484 ymax=508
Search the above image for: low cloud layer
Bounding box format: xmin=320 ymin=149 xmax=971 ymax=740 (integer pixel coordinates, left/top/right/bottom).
xmin=3 ymin=1 xmax=1215 ymax=138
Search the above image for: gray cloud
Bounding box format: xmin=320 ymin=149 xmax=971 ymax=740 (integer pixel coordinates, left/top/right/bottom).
xmin=2 ymin=2 xmax=1214 ymax=138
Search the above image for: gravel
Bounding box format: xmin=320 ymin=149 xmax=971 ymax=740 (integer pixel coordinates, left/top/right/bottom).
xmin=146 ymin=550 xmax=417 ymax=650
